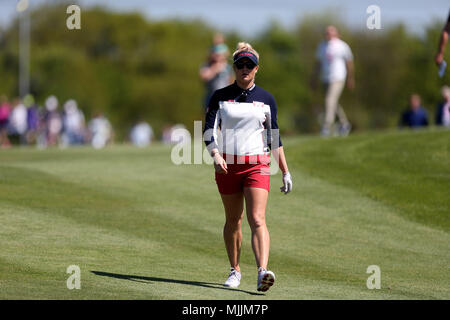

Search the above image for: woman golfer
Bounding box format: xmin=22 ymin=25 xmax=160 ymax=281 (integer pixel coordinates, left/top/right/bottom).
xmin=204 ymin=42 xmax=292 ymax=292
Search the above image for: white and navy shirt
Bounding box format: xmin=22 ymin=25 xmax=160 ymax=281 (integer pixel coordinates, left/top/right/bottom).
xmin=204 ymin=82 xmax=282 ymax=156
xmin=316 ymin=38 xmax=353 ymax=83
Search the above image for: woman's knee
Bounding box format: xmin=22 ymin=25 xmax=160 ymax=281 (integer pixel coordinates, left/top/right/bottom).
xmin=247 ymin=211 xmax=266 ymax=230
xmin=225 ymin=213 xmax=244 ymax=228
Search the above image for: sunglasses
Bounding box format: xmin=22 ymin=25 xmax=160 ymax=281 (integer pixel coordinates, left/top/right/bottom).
xmin=235 ymin=61 xmax=256 ymax=70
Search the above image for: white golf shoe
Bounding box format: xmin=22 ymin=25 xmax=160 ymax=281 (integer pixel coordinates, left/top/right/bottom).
xmin=257 ymin=268 xmax=275 ymax=292
xmin=224 ymin=268 xmax=241 ymax=288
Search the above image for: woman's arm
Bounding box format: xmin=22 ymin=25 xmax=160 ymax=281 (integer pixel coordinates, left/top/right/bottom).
xmin=271 ymin=146 xmax=289 ymax=174
xmin=263 ymin=96 xmax=292 ymax=193
xmin=200 ymin=64 xmax=219 ymax=82
xmin=271 ymin=146 xmax=292 ymax=194
xmin=204 ymin=95 xmax=228 ymax=174
xmin=435 ymin=13 xmax=450 ymax=66
xmin=435 ymin=28 xmax=449 ymax=66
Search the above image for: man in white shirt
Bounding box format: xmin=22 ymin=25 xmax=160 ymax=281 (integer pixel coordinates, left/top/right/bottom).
xmin=9 ymin=99 xmax=28 ymax=144
xmin=313 ymin=25 xmax=355 ymax=137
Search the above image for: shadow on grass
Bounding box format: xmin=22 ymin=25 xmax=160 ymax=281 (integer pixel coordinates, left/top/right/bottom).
xmin=91 ymin=270 xmax=264 ymax=296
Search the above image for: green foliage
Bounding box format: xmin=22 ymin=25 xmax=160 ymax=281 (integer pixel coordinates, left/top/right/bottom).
xmin=0 ymin=5 xmax=448 ymax=139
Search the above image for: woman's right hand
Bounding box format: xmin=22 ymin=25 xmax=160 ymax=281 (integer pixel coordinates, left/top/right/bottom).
xmin=213 ymin=153 xmax=228 ymax=174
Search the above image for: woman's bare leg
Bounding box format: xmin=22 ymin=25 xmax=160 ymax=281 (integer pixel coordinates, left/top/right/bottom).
xmin=243 ymin=187 xmax=270 ymax=269
xmin=220 ymin=192 xmax=244 ymax=272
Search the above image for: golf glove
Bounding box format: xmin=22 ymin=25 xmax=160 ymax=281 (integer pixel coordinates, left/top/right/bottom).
xmin=280 ymin=172 xmax=292 ymax=194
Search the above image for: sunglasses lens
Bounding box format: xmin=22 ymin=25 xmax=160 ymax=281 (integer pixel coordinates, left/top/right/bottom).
xmin=236 ymin=62 xmax=256 ymax=69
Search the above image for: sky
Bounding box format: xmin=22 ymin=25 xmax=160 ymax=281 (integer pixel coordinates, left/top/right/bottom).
xmin=0 ymin=0 xmax=449 ymax=36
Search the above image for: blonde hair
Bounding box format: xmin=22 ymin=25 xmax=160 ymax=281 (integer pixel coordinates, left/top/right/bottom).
xmin=232 ymin=42 xmax=260 ymax=60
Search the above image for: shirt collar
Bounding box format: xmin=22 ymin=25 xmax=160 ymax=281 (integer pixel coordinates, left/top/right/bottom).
xmin=234 ymin=81 xmax=256 ymax=92
xmin=233 ymin=83 xmax=256 ymax=102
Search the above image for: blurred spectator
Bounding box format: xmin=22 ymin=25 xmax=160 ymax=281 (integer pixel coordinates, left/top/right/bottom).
xmin=313 ymin=25 xmax=354 ymax=137
xmin=130 ymin=121 xmax=153 ymax=147
xmin=44 ymin=95 xmax=63 ymax=146
xmin=9 ymin=98 xmax=28 ymax=145
xmin=434 ymin=9 xmax=450 ymax=67
xmin=35 ymin=105 xmax=48 ymax=149
xmin=61 ymin=99 xmax=86 ymax=146
xmin=0 ymin=95 xmax=11 ymax=148
xmin=88 ymin=112 xmax=112 ymax=149
xmin=212 ymin=32 xmax=226 ymax=47
xmin=399 ymin=94 xmax=429 ymax=128
xmin=24 ymin=94 xmax=40 ymax=145
xmin=435 ymin=85 xmax=450 ymax=127
xmin=162 ymin=123 xmax=190 ymax=145
xmin=162 ymin=124 xmax=174 ymax=144
xmin=199 ymin=33 xmax=233 ymax=112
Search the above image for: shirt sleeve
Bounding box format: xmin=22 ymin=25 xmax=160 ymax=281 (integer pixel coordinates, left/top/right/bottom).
xmin=203 ymin=92 xmax=221 ymax=153
xmin=315 ymin=42 xmax=323 ymax=60
xmin=445 ymin=10 xmax=450 ymax=31
xmin=265 ymin=94 xmax=283 ymax=150
xmin=344 ymin=42 xmax=354 ymax=61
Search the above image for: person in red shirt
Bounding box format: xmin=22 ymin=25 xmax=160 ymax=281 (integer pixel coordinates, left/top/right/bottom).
xmin=0 ymin=95 xmax=12 ymax=148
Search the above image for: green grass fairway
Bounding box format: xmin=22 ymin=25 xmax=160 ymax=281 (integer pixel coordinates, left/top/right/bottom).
xmin=0 ymin=128 xmax=449 ymax=300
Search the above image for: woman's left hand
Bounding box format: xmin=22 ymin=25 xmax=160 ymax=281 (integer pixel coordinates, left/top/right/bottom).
xmin=280 ymin=172 xmax=292 ymax=194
